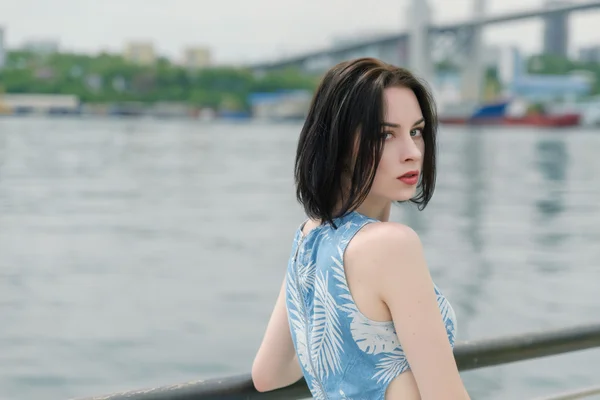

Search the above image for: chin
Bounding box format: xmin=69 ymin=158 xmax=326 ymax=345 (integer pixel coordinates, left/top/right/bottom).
xmin=390 ymin=189 xmax=418 ymax=202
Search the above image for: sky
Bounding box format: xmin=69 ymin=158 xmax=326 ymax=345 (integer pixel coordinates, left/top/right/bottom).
xmin=0 ymin=0 xmax=599 ymax=65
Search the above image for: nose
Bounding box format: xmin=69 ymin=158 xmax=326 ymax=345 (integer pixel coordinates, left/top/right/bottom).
xmin=398 ymin=134 xmax=422 ymax=163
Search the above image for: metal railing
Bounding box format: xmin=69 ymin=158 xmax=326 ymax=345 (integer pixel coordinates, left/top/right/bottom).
xmin=78 ymin=322 xmax=600 ymax=400
xmin=534 ymin=385 xmax=600 ymax=400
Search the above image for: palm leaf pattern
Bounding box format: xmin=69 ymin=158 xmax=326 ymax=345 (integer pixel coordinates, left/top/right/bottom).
xmin=331 ymin=245 xmax=400 ymax=355
xmin=311 ymin=382 xmax=327 ymax=400
xmin=297 ymin=259 xmax=316 ymax=295
xmin=331 ymin=250 xmax=358 ymax=314
xmin=373 ymin=349 xmax=409 ymax=384
xmin=286 ymin=268 xmax=313 ymax=375
xmin=349 ymin=314 xmax=399 ymax=355
xmin=435 ymin=285 xmax=458 ymax=346
xmin=311 ymin=270 xmax=344 ymax=379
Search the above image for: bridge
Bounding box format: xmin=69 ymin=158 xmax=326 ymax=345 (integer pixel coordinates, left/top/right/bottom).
xmin=248 ymin=0 xmax=600 ymax=104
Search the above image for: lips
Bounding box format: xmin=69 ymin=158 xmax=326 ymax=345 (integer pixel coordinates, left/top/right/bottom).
xmin=399 ymin=170 xmax=418 ymax=179
xmin=397 ymin=170 xmax=419 ymax=185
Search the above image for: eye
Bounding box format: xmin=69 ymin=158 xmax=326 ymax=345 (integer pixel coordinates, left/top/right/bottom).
xmin=383 ymin=131 xmax=394 ymax=140
xmin=410 ymin=127 xmax=424 ymax=137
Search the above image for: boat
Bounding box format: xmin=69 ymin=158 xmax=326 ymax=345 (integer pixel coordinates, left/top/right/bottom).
xmin=439 ymin=98 xmax=582 ymax=127
xmin=439 ymin=100 xmax=509 ymax=125
xmin=503 ymin=112 xmax=581 ymax=127
xmin=502 ymin=98 xmax=582 ymax=127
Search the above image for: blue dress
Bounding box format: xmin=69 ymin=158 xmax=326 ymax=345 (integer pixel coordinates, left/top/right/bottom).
xmin=285 ymin=211 xmax=457 ymax=399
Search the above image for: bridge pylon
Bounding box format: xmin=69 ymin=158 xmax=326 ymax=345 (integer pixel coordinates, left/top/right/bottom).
xmin=459 ymin=0 xmax=487 ymax=104
xmin=408 ymin=0 xmax=434 ymax=84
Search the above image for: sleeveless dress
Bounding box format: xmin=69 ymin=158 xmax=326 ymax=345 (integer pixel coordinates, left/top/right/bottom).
xmin=285 ymin=211 xmax=457 ymax=400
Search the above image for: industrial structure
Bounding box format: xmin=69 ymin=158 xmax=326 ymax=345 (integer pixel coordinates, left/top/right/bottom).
xmin=248 ymin=0 xmax=600 ymax=107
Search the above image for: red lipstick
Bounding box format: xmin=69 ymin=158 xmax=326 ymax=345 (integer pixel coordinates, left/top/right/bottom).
xmin=398 ymin=170 xmax=419 ymax=185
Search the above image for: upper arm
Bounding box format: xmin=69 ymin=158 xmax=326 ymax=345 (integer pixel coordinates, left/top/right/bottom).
xmin=355 ymin=223 xmax=468 ymax=400
xmin=251 ymin=275 xmax=303 ymax=392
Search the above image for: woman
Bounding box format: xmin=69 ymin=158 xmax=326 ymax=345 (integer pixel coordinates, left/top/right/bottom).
xmin=251 ymin=57 xmax=469 ymax=400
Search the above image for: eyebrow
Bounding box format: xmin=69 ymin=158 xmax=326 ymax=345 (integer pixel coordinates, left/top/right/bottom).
xmin=382 ymin=118 xmax=425 ymax=128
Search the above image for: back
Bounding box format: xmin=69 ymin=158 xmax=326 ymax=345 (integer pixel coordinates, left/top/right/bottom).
xmin=285 ymin=211 xmax=457 ymax=399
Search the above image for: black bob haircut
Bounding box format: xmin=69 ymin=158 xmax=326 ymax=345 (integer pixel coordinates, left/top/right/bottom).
xmin=294 ymin=57 xmax=438 ymax=227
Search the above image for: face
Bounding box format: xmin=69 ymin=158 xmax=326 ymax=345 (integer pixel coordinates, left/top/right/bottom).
xmin=368 ymin=86 xmax=425 ymax=203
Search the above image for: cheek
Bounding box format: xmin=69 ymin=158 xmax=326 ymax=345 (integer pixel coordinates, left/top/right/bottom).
xmin=373 ymin=150 xmax=394 ymax=182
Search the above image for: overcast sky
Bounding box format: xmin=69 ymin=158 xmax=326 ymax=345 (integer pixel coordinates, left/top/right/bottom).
xmin=1 ymin=0 xmax=598 ymax=65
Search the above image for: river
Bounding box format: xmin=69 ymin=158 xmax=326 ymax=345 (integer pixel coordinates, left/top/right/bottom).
xmin=0 ymin=117 xmax=599 ymax=399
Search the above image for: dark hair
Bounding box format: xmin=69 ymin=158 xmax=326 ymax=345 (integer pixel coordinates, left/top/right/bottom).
xmin=294 ymin=57 xmax=438 ymax=226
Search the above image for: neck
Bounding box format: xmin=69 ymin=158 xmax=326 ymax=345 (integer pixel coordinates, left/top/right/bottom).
xmin=356 ymin=198 xmax=391 ymax=222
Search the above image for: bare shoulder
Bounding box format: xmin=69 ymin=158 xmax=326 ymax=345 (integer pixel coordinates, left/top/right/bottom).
xmin=345 ymin=221 xmax=432 ymax=302
xmin=345 ymin=221 xmax=425 ymax=272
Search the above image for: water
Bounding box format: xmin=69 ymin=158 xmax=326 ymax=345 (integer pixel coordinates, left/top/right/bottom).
xmin=0 ymin=117 xmax=599 ymax=400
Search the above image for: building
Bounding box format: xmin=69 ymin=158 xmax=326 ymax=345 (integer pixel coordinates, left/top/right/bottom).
xmin=183 ymin=46 xmax=211 ymax=69
xmin=511 ymin=73 xmax=591 ymax=102
xmin=0 ymin=93 xmax=80 ymax=114
xmin=0 ymin=26 xmax=5 ymax=70
xmin=508 ymin=47 xmax=592 ymax=102
xmin=248 ymin=90 xmax=312 ymax=120
xmin=543 ymin=0 xmax=570 ymax=57
xmin=123 ymin=41 xmax=156 ymax=65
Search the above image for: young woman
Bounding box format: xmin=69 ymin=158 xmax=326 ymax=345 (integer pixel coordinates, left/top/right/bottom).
xmin=251 ymin=57 xmax=470 ymax=400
